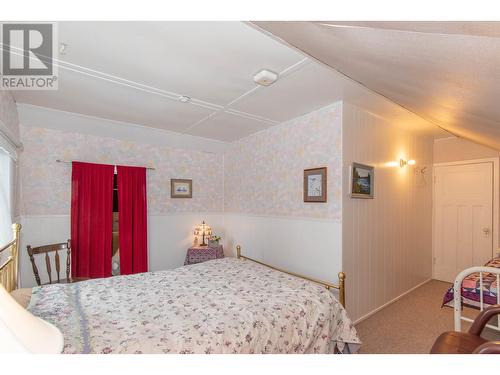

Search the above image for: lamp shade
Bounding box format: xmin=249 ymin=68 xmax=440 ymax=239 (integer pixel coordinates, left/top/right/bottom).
xmin=0 ymin=285 xmax=64 ymax=353
xmin=194 ymin=221 xmax=212 ymax=236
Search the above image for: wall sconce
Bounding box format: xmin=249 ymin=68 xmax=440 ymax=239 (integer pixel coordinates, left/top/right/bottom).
xmin=386 ymin=159 xmax=416 ymax=168
xmin=399 ymin=159 xmax=416 ymax=168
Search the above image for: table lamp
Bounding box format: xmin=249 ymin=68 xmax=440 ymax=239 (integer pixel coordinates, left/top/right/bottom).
xmin=0 ymin=285 xmax=64 ymax=353
xmin=194 ymin=221 xmax=212 ymax=247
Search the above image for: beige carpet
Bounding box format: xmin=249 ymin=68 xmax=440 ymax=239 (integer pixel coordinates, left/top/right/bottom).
xmin=355 ymin=279 xmax=500 ymax=354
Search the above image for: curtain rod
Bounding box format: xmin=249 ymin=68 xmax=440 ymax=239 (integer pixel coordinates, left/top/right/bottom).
xmin=55 ymin=159 xmax=155 ymax=170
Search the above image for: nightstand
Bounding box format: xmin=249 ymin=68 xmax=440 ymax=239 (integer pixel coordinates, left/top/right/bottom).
xmin=184 ymin=245 xmax=224 ymax=265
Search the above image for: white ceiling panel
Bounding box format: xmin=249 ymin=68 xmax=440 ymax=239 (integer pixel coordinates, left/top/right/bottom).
xmin=185 ymin=112 xmax=271 ymax=142
xmin=231 ymin=62 xmax=344 ymax=122
xmin=56 ymin=21 xmax=304 ymax=106
xmin=14 ymin=69 xmax=215 ymax=133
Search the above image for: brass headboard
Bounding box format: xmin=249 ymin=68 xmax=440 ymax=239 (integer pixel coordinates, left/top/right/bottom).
xmin=236 ymin=245 xmax=345 ymax=307
xmin=0 ymin=223 xmax=21 ymax=292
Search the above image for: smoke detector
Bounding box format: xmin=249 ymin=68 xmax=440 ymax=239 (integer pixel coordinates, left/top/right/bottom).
xmin=253 ymin=69 xmax=278 ymax=86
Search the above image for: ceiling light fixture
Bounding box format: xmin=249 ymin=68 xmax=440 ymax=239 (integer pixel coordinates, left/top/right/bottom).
xmin=253 ymin=69 xmax=279 ymax=86
xmin=178 ymin=95 xmax=191 ymax=103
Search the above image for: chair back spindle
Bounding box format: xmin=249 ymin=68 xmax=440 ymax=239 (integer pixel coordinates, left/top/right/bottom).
xmin=27 ymin=241 xmax=72 ymax=286
xmin=27 ymin=246 xmax=41 ymax=286
xmin=66 ymin=240 xmax=71 ymax=280
xmin=45 ymin=252 xmax=52 ymax=284
xmin=54 ymin=249 xmax=60 ymax=283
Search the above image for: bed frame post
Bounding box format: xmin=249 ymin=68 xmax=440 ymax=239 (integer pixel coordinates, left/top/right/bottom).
xmin=12 ymin=223 xmax=21 ymax=291
xmin=338 ymin=272 xmax=345 ymax=308
xmin=236 ymin=245 xmax=241 ymax=259
xmin=0 ymin=223 xmax=21 ymax=292
xmin=452 ymin=266 xmax=500 ymax=333
xmin=453 ymin=268 xmax=470 ymax=332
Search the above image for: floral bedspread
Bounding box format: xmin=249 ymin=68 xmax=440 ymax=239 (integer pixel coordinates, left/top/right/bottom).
xmin=28 ymin=258 xmax=360 ymax=354
xmin=442 ymin=257 xmax=500 ymax=309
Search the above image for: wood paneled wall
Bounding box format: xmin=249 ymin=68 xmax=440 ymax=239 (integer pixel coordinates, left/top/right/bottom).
xmin=342 ymin=102 xmax=434 ymax=322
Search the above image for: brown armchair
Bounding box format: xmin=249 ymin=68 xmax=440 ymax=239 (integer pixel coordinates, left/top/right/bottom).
xmin=430 ymin=305 xmax=500 ymax=354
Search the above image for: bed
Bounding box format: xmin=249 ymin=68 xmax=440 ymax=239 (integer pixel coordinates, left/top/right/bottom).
xmin=441 ymin=257 xmax=500 ymax=333
xmin=1 ymin=226 xmax=360 ymax=354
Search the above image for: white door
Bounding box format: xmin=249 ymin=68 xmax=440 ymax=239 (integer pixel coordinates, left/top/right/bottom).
xmin=433 ymin=162 xmax=493 ymax=282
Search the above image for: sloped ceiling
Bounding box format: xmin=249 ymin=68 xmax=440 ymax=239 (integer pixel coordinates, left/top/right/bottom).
xmin=253 ymin=21 xmax=500 ymax=150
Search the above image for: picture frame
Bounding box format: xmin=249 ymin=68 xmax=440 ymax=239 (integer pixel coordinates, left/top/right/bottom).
xmin=303 ymin=167 xmax=327 ymax=203
xmin=350 ymin=162 xmax=374 ymax=199
xmin=171 ymin=178 xmax=192 ymax=198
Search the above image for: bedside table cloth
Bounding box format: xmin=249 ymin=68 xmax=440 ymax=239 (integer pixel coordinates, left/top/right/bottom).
xmin=184 ymin=245 xmax=224 ymax=265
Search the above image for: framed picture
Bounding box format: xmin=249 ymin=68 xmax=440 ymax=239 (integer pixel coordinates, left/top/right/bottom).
xmin=303 ymin=167 xmax=327 ymax=203
xmin=171 ymin=179 xmax=192 ymax=198
xmin=350 ymin=163 xmax=374 ymax=199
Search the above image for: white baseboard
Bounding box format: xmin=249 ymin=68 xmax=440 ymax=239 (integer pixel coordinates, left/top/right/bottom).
xmin=353 ymin=278 xmax=432 ymax=325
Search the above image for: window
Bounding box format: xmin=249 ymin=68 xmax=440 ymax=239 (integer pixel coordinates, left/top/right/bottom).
xmin=112 ymin=173 xmax=120 ymax=275
xmin=0 ymin=148 xmax=12 ymax=245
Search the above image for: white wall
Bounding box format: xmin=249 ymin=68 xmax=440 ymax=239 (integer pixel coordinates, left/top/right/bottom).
xmin=342 ymin=102 xmax=434 ymax=322
xmin=148 ymin=213 xmax=225 ymax=272
xmin=19 ymin=213 xmax=225 ymax=287
xmin=224 ymin=213 xmax=342 ymax=286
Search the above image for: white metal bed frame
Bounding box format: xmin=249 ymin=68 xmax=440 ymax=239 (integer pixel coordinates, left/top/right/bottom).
xmin=453 ymin=266 xmax=500 ymax=332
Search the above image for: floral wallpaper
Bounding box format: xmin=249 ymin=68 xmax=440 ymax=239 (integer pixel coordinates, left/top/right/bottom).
xmin=0 ymin=90 xmax=20 ymax=143
xmin=19 ymin=101 xmax=341 ymax=219
xmin=19 ymin=126 xmax=224 ymax=215
xmin=224 ymin=102 xmax=342 ymax=221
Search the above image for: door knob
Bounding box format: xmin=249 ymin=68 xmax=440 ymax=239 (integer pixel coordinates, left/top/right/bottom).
xmin=482 ymin=227 xmax=490 ymax=236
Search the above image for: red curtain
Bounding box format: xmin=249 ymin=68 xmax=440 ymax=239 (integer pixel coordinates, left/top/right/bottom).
xmin=71 ymin=162 xmax=114 ymax=278
xmin=117 ymin=166 xmax=148 ymax=275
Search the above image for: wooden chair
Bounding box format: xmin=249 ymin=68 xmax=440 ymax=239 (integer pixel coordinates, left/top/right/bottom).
xmin=27 ymin=240 xmax=88 ymax=286
xmin=430 ymin=305 xmax=500 ymax=354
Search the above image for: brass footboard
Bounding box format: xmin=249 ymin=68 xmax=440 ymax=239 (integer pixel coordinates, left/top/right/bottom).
xmin=0 ymin=223 xmax=21 ymax=292
xmin=236 ymin=245 xmax=345 ymax=307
